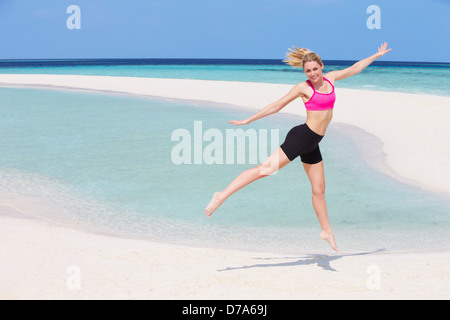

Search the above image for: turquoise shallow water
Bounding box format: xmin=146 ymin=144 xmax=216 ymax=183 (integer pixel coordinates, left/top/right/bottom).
xmin=0 ymin=86 xmax=448 ymax=253
xmin=1 ymin=59 xmax=449 ymax=96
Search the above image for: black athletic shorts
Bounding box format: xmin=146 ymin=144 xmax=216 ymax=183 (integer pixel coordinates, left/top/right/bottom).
xmin=280 ymin=123 xmax=324 ymax=164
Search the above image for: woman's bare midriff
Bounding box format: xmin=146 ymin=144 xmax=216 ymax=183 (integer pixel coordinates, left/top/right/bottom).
xmin=305 ymin=109 xmax=333 ymax=136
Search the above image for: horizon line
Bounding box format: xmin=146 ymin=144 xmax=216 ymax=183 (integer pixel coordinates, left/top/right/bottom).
xmin=0 ymin=58 xmax=449 ymax=65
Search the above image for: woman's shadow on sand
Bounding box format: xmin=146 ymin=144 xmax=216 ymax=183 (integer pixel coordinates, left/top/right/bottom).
xmin=218 ymin=248 xmax=385 ymax=272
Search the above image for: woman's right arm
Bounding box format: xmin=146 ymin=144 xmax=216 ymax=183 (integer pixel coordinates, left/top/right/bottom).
xmin=229 ymin=83 xmax=305 ymax=126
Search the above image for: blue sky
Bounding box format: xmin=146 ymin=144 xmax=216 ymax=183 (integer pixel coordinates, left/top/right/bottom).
xmin=0 ymin=0 xmax=448 ymax=62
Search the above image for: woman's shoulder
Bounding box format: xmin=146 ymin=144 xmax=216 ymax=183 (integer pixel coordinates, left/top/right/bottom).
xmin=288 ymin=81 xmax=311 ymax=99
xmin=323 ymin=72 xmax=337 ymax=85
xmin=294 ymin=80 xmax=310 ymax=91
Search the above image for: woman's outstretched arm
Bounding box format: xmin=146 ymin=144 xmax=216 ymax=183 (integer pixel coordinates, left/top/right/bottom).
xmin=229 ymin=82 xmax=305 ymax=126
xmin=327 ymin=42 xmax=392 ymax=81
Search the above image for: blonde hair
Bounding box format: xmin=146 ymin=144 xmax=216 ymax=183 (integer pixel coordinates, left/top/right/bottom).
xmin=283 ymin=46 xmax=323 ymax=69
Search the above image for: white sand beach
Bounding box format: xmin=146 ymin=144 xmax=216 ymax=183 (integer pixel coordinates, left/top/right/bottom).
xmin=0 ymin=74 xmax=449 ymax=300
xmin=1 ymin=205 xmax=449 ymax=300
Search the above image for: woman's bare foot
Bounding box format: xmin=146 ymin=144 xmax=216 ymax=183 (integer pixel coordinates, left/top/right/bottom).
xmin=320 ymin=231 xmax=339 ymax=252
xmin=205 ymin=192 xmax=224 ymax=218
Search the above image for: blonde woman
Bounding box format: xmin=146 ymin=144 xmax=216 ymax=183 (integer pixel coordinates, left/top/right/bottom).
xmin=205 ymin=43 xmax=392 ymax=251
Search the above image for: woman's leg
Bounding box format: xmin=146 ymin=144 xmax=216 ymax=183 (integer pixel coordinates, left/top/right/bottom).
xmin=205 ymin=147 xmax=291 ymax=217
xmin=303 ymin=161 xmax=339 ymax=251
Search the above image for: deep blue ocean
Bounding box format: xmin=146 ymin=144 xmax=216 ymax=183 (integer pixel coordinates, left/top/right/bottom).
xmin=0 ymin=59 xmax=449 ymax=253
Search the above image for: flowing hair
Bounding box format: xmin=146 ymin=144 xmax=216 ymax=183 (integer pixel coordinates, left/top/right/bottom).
xmin=283 ymin=46 xmax=323 ymax=69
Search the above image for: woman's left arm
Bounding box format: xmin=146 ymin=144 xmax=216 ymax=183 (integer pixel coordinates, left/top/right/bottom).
xmin=326 ymin=42 xmax=392 ymax=81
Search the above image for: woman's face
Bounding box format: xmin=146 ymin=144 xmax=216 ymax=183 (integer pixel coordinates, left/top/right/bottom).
xmin=303 ymin=61 xmax=324 ymax=83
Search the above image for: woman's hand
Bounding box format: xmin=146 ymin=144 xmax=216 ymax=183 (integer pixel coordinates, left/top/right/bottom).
xmin=228 ymin=119 xmax=249 ymax=126
xmin=375 ymin=42 xmax=392 ymax=58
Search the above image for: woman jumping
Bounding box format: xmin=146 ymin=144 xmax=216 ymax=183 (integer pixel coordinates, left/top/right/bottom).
xmin=205 ymin=43 xmax=392 ymax=251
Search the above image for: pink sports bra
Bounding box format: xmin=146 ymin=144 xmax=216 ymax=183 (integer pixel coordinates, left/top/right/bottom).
xmin=304 ymin=77 xmax=336 ymax=111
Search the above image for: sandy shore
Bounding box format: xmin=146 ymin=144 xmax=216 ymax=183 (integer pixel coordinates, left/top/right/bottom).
xmin=0 ymin=74 xmax=449 ymax=300
xmin=1 ymin=205 xmax=449 ymax=300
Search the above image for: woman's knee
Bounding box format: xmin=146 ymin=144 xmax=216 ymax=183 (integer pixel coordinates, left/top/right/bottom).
xmin=255 ymin=147 xmax=290 ymax=177
xmin=256 ymin=160 xmax=277 ymax=177
xmin=312 ymin=183 xmax=326 ymax=197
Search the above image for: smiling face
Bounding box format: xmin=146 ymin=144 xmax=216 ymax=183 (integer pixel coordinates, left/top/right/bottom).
xmin=303 ymin=60 xmax=324 ymax=83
